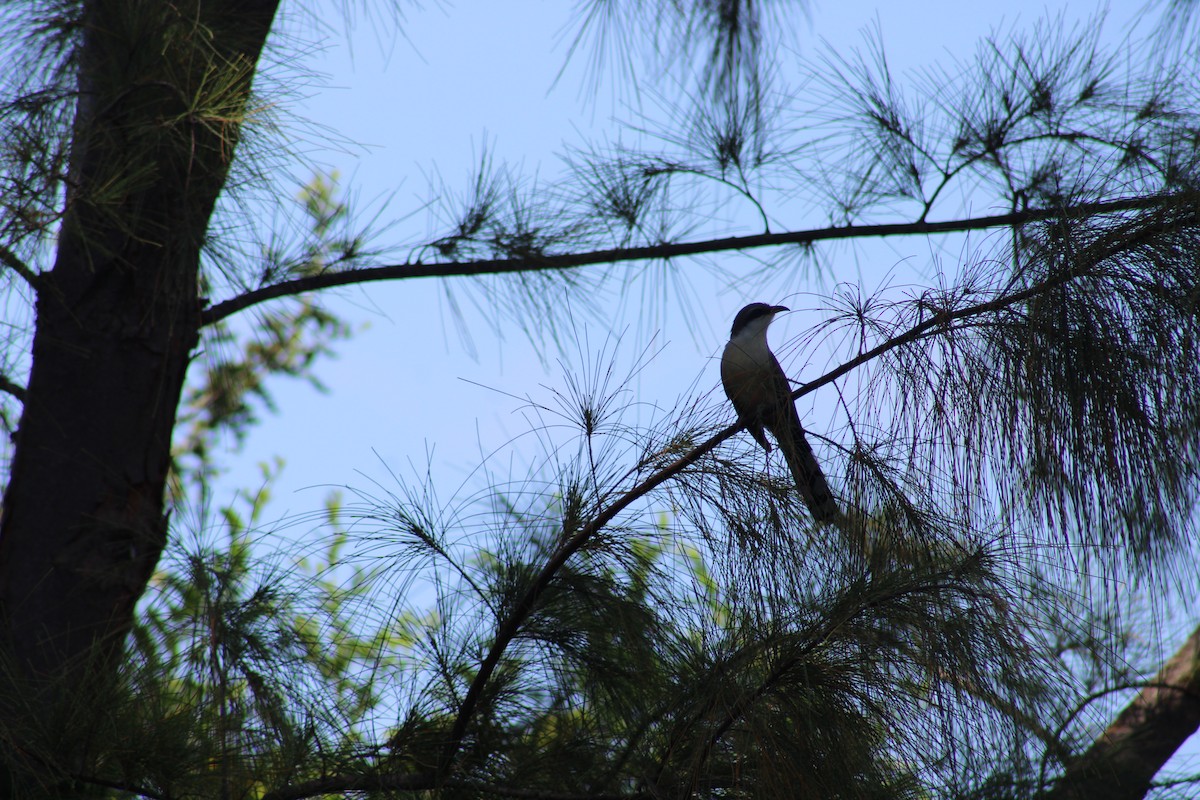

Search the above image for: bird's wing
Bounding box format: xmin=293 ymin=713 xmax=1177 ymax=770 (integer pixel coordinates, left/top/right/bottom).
xmin=765 ymin=356 xmax=840 ymax=523
xmin=721 ymin=341 xmax=773 ymax=451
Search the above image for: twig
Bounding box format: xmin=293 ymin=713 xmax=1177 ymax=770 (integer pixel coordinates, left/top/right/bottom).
xmin=0 ymin=373 xmax=25 ymax=402
xmin=261 ymin=771 xmax=437 ymax=800
xmin=262 ymin=771 xmax=646 ymax=800
xmin=0 ymin=244 xmax=38 ymax=289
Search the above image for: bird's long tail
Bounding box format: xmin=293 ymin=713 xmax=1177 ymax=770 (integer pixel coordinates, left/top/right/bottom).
xmin=778 ymin=414 xmax=840 ymax=523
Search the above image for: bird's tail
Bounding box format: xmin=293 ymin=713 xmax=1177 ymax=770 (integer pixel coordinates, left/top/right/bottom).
xmin=779 ymin=416 xmax=840 ymax=524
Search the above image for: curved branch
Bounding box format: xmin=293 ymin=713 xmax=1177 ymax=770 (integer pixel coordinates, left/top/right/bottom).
xmin=685 ymin=570 xmax=994 ymax=784
xmin=795 ymin=197 xmax=1197 ymax=402
xmin=0 ymin=244 xmax=38 ymax=289
xmin=450 ymin=783 xmax=646 ymax=800
xmin=200 ymin=194 xmax=1171 ymax=326
xmin=262 ymin=771 xmax=645 ymax=800
xmin=920 ymin=129 xmax=1147 ymax=223
xmin=438 ymin=426 xmax=741 ymax=772
xmin=0 ymin=373 xmax=25 ymax=403
xmin=261 ymin=770 xmax=437 ymax=800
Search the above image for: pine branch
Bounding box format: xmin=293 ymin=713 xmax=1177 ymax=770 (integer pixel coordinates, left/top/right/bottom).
xmin=450 ymin=783 xmax=647 ymax=800
xmin=262 ymin=771 xmax=646 ymax=800
xmin=437 ymin=425 xmax=742 ymax=774
xmin=794 ymin=196 xmax=1198 ymax=402
xmin=262 ymin=192 xmax=1195 ymax=798
xmin=683 ymin=567 xmax=996 ymax=784
xmin=440 ymin=196 xmax=1188 ymax=773
xmin=261 ymin=770 xmax=438 ymax=800
xmin=200 ymin=194 xmax=1172 ymax=326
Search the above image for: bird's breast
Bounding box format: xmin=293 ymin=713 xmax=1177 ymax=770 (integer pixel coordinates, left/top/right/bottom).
xmin=721 ymin=337 xmax=776 ymax=413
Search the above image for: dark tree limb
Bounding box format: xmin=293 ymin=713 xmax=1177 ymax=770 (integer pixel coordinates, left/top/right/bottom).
xmin=0 ymin=243 xmax=37 ymax=288
xmin=261 ymin=771 xmax=644 ymax=800
xmin=1048 ymin=624 xmax=1200 ymax=800
xmin=0 ymin=373 xmax=24 ymax=403
xmin=200 ymin=194 xmax=1171 ymax=326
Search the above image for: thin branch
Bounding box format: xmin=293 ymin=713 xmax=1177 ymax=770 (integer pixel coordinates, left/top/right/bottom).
xmin=688 ymin=572 xmax=991 ymax=782
xmin=449 ymin=782 xmax=647 ymax=800
xmin=261 ymin=771 xmax=438 ymax=800
xmin=1150 ymin=773 xmax=1200 ymax=790
xmin=658 ymin=162 xmax=774 ymax=232
xmin=200 ymin=194 xmax=1171 ymax=326
xmin=5 ymin=741 xmax=168 ymax=800
xmin=437 ymin=424 xmax=741 ymax=773
xmin=938 ymin=668 xmax=1072 ymax=766
xmin=920 ymin=129 xmax=1144 ymax=223
xmin=0 ymin=243 xmax=38 ymax=289
xmin=72 ymin=773 xmax=167 ymax=800
xmin=1041 ymin=678 xmax=1177 ymax=791
xmin=0 ymin=373 xmax=25 ymax=402
xmin=261 ymin=771 xmax=645 ymax=800
xmin=794 ymin=198 xmax=1195 ymax=402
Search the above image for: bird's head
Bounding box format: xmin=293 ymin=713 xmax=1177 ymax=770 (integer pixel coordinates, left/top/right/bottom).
xmin=729 ymin=302 xmax=789 ymax=339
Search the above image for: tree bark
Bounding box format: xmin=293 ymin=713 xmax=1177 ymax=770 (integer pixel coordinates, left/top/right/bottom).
xmin=1050 ymin=624 xmax=1200 ymax=800
xmin=0 ymin=0 xmax=279 ymax=786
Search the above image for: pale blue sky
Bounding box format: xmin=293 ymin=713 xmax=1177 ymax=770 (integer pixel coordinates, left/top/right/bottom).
xmin=214 ymin=0 xmax=1147 ymax=516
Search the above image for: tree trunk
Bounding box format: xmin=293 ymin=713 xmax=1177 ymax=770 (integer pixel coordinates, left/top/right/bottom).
xmin=1049 ymin=624 xmax=1200 ymax=800
xmin=0 ymin=0 xmax=279 ymax=789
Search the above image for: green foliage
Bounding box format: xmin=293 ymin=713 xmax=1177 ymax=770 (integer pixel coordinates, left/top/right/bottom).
xmin=87 ymin=452 xmax=970 ymax=798
xmin=59 ymin=463 xmax=400 ymax=798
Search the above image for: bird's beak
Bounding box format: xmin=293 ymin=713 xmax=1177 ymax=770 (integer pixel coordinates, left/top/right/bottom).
xmin=770 ymin=305 xmax=790 ymax=314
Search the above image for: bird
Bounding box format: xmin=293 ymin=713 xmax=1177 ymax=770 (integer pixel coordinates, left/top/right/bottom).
xmin=720 ymin=302 xmax=839 ymax=523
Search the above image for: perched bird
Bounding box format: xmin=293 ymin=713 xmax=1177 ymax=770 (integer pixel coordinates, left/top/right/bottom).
xmin=720 ymin=302 xmax=839 ymax=523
